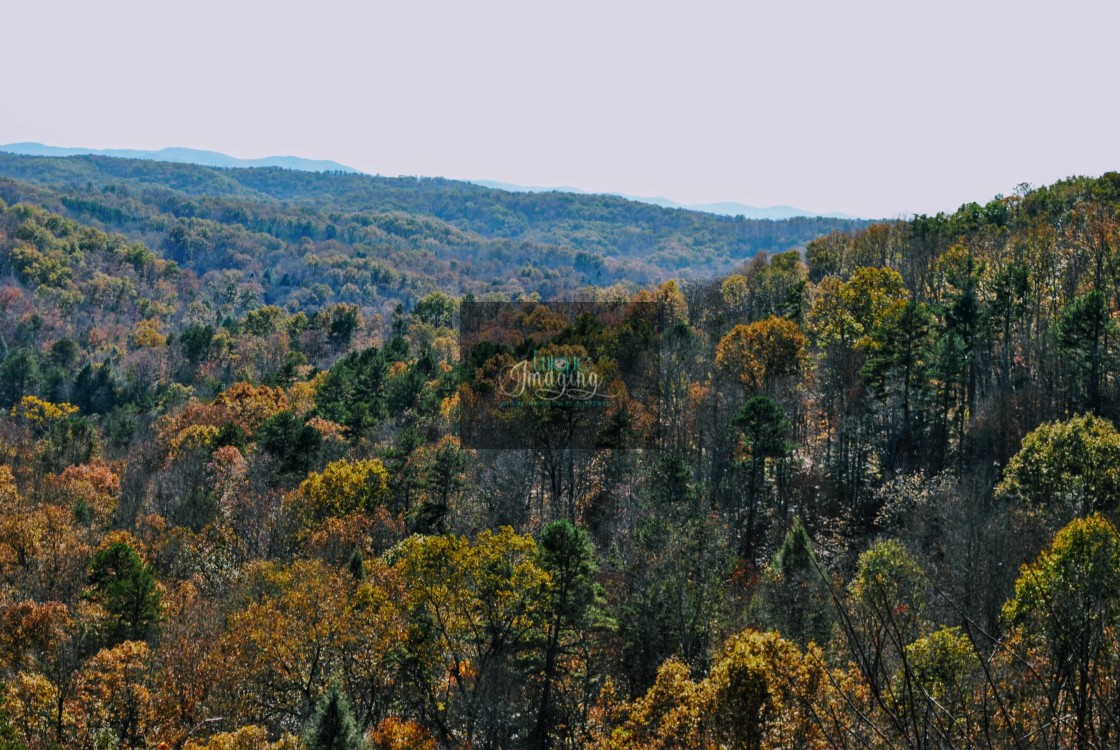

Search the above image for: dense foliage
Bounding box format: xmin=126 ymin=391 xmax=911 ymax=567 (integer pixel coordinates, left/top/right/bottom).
xmin=1 ymin=161 xmax=1120 ymax=749
xmin=0 ymin=152 xmax=861 ymax=317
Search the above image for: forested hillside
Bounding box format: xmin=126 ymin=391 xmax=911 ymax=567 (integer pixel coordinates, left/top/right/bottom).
xmin=0 ymin=153 xmax=860 ymax=317
xmin=1 ymin=166 xmax=1120 ymax=749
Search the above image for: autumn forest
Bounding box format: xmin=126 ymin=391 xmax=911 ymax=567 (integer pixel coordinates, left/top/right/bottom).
xmin=1 ymin=153 xmax=1120 ymax=750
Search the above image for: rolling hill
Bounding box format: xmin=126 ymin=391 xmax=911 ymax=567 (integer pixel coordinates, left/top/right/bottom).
xmin=0 ymin=151 xmax=866 ymax=317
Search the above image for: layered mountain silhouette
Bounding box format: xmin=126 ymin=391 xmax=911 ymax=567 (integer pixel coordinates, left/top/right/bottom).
xmin=0 ymin=142 xmax=859 ymax=219
xmin=0 ymin=142 xmax=359 ymax=173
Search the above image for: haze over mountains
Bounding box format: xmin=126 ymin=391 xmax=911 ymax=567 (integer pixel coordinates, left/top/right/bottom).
xmin=0 ymin=141 xmax=360 ymax=175
xmin=0 ymin=142 xmax=860 ymax=220
xmin=471 ymin=179 xmax=861 ymax=220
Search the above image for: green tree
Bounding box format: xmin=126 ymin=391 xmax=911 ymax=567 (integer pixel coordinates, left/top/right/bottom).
xmin=395 ymin=528 xmax=549 ymax=748
xmin=862 ymin=300 xmax=933 ymax=472
xmin=317 ymin=303 xmax=362 ymax=350
xmin=890 ymin=626 xmax=980 ymax=747
xmin=995 ymin=414 xmax=1120 ymax=522
xmin=756 ymin=517 xmax=831 ymax=646
xmin=302 ymin=683 xmax=364 ymax=750
xmin=0 ymin=348 xmax=38 ymax=408
xmin=530 ymin=520 xmax=600 ymax=750
xmin=617 ymin=458 xmax=729 ymax=693
xmin=938 ymin=248 xmax=981 ymax=361
xmin=47 ymin=337 xmax=78 ymax=370
xmin=87 ymin=540 xmax=163 ymax=644
xmin=844 ymin=540 xmax=927 ymax=694
xmin=1056 ymin=290 xmax=1112 ymax=413
xmin=39 ymin=414 xmax=98 ymax=472
xmin=257 ymin=411 xmax=323 ymax=476
xmin=413 ymin=436 xmax=467 ymax=535
xmin=178 ymin=323 xmax=215 ymax=365
xmin=413 ymin=291 xmax=457 ymax=328
xmin=71 ymin=362 xmax=118 ymax=415
xmin=988 ymin=262 xmax=1031 ymax=388
xmin=315 ymin=346 xmax=389 ymax=438
xmin=732 ymin=396 xmax=792 ymax=559
xmin=243 ymin=305 xmax=285 ymax=337
xmin=1004 ymin=514 xmax=1120 ymax=749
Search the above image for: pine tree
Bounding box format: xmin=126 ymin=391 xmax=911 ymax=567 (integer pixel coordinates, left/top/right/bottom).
xmin=733 ymin=396 xmax=792 ymax=559
xmin=303 ymin=683 xmax=364 ymax=750
xmin=1056 ymin=290 xmax=1112 ymax=413
xmin=347 ymin=548 xmax=365 ymax=581
xmin=87 ymin=540 xmax=162 ymax=644
xmin=757 ymin=517 xmax=832 ymax=646
xmin=530 ymin=519 xmax=600 ymax=749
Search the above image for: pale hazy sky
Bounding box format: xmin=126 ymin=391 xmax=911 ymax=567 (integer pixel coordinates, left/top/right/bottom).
xmin=2 ymin=0 xmax=1116 ymax=218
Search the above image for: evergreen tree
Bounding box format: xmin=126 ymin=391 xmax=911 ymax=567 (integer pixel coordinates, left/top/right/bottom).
xmin=1056 ymin=290 xmax=1112 ymax=413
xmin=347 ymin=548 xmax=365 ymax=581
xmin=732 ymin=396 xmax=792 ymax=559
xmin=303 ymin=683 xmax=364 ymax=750
xmin=757 ymin=517 xmax=832 ymax=646
xmin=0 ymin=348 xmax=38 ymax=408
xmin=87 ymin=541 xmax=163 ymax=644
xmin=530 ymin=520 xmax=600 ymax=749
xmin=256 ymin=410 xmax=323 ymax=475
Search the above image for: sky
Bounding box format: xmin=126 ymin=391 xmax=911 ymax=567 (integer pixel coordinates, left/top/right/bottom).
xmin=1 ymin=0 xmax=1117 ymax=218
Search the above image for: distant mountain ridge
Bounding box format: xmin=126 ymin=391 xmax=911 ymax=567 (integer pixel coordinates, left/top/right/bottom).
xmin=470 ymin=179 xmax=860 ymax=220
xmin=0 ymin=143 xmax=859 ymax=220
xmin=0 ymin=142 xmax=359 ymax=174
xmin=0 ymin=150 xmax=867 ymax=310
